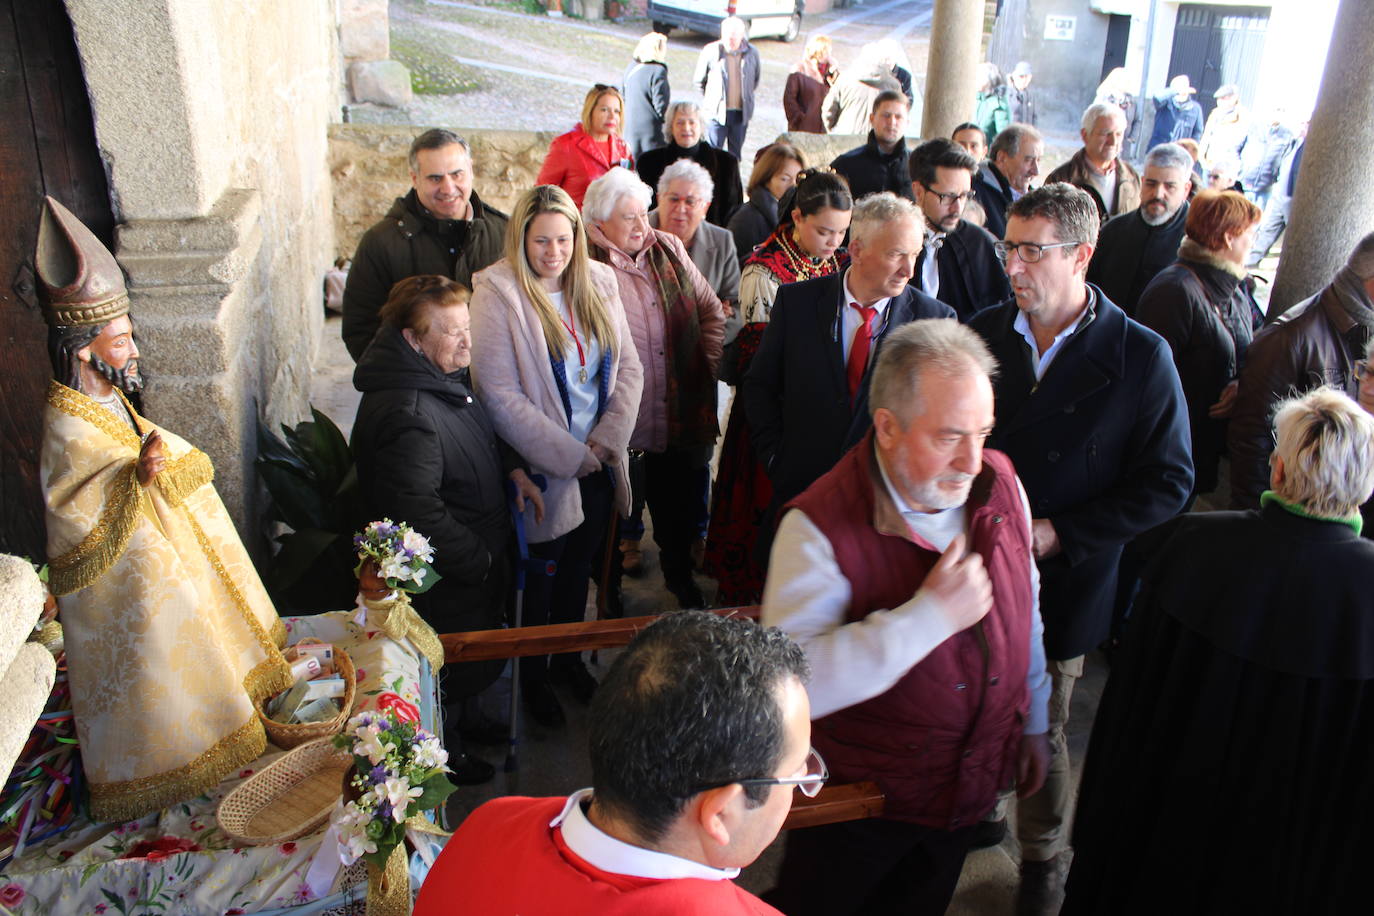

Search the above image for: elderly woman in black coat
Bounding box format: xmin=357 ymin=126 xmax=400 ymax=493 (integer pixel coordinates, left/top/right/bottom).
xmin=351 ymin=275 xmax=543 ymax=783
xmin=1136 ymin=189 xmax=1262 ymax=495
xmin=623 ymin=32 xmax=670 ymax=161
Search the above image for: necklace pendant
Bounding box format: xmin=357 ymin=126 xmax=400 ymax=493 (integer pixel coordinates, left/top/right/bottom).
xmin=578 ymin=367 xmax=588 ymax=384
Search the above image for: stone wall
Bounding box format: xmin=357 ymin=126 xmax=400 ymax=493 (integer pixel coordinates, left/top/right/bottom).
xmin=328 ymin=125 xmax=870 ymax=259
xmin=66 ymin=0 xmax=339 ymax=540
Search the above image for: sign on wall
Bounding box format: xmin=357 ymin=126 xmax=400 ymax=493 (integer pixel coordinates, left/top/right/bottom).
xmin=1044 ymin=15 xmax=1077 ymax=41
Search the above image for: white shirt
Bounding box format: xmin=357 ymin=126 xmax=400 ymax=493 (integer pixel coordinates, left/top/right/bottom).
xmin=549 ymin=290 xmax=603 ymax=443
xmin=553 ymin=789 xmax=740 ymax=880
xmin=1013 ymin=293 xmax=1094 ymax=380
xmin=760 ymin=452 xmax=1051 ymax=734
xmin=839 ymin=270 xmax=893 ymax=365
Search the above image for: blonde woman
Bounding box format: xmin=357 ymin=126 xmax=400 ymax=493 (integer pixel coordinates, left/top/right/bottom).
xmin=537 ymin=85 xmax=633 ymax=208
xmin=623 ymin=32 xmax=670 ymax=160
xmin=469 ymin=185 xmax=643 ymax=728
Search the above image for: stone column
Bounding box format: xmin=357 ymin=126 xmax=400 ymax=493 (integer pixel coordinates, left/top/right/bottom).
xmin=921 ymin=0 xmax=984 ymax=140
xmin=1269 ymin=0 xmax=1374 ymax=317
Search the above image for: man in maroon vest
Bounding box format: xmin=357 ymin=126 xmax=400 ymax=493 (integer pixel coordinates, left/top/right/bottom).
xmin=761 ymin=319 xmax=1051 ymax=915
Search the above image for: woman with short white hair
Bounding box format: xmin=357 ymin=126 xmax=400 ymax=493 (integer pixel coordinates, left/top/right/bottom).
xmin=635 ymin=100 xmax=743 ymax=227
xmin=584 ymin=167 xmax=726 ymax=608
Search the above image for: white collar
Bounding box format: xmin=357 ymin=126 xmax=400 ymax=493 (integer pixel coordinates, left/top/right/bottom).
xmin=552 ymin=789 xmax=741 ymax=881
xmin=874 ymin=450 xmax=964 ymax=530
xmin=842 ymin=270 xmax=893 ymax=316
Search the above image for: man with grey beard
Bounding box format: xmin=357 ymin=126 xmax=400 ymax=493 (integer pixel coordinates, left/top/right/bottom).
xmin=1086 ymin=143 xmax=1194 ymax=317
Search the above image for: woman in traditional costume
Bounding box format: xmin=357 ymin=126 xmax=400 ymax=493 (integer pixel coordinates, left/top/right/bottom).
xmin=705 ymin=171 xmax=853 ymax=605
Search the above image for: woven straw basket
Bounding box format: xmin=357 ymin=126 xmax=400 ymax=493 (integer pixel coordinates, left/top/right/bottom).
xmin=217 ymin=737 xmax=354 ymax=845
xmin=255 ymin=646 xmax=357 ymax=750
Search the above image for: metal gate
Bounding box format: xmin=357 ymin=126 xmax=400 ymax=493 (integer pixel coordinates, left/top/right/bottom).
xmin=1167 ymin=4 xmax=1271 ymax=118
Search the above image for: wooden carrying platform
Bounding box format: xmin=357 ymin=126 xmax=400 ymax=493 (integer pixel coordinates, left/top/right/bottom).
xmin=441 ymin=607 xmax=884 ymax=831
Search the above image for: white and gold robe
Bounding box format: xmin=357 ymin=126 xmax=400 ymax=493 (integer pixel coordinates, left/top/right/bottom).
xmin=41 ymin=381 xmax=290 ymax=823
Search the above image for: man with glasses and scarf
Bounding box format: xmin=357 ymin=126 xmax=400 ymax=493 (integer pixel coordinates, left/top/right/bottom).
xmin=761 ymin=319 xmax=1052 ymax=916
xmin=906 ymin=138 xmax=1011 ymax=322
xmin=417 ymin=611 xmax=817 ymax=915
xmin=970 ymin=183 xmax=1193 ymax=914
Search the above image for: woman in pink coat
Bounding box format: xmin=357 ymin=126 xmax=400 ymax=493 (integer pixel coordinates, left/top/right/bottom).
xmin=469 ymin=185 xmax=642 ymax=728
xmin=537 ymin=85 xmax=634 ymax=209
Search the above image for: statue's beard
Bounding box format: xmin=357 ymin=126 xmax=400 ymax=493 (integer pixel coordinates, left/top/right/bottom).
xmin=89 ymin=353 xmax=146 ymax=392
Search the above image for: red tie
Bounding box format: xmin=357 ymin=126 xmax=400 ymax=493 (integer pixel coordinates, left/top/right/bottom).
xmin=846 ymin=302 xmax=878 ymax=401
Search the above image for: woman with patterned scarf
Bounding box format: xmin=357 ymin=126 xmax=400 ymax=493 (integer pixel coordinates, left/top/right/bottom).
xmin=706 ymin=170 xmax=853 ymax=605
xmin=584 ymin=168 xmax=726 ymax=611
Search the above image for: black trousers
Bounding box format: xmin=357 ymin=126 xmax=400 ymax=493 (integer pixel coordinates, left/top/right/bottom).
xmin=765 ymin=818 xmax=978 ymax=916
xmin=630 ymin=446 xmax=710 ymax=587
xmin=521 ymin=472 xmax=613 ymax=686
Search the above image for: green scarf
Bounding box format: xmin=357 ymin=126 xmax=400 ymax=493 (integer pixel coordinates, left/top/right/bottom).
xmin=645 ymin=239 xmax=719 ymax=448
xmin=1260 ymin=490 xmax=1363 ymax=535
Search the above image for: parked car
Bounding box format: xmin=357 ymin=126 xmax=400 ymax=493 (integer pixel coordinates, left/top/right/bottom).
xmin=648 ymin=0 xmax=803 ymax=42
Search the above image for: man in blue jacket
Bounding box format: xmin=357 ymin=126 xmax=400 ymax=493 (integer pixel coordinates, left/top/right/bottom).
xmin=970 ymin=182 xmax=1193 ymax=915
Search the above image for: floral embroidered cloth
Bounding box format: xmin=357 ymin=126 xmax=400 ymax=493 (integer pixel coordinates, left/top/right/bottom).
xmin=0 ymin=611 xmax=443 ymax=915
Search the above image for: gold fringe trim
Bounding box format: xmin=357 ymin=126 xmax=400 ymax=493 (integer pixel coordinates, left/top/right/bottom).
xmin=364 ymin=592 xmax=445 ymax=673
xmin=88 ymin=713 xmax=267 ymax=824
xmin=367 ymin=844 xmax=411 ymax=916
xmin=47 ymin=463 xmax=145 ymax=597
xmin=32 ymin=620 xmax=64 ymax=653
xmin=47 ymin=380 xmax=142 ymax=452
xmin=271 ymin=616 xmax=287 ymax=649
xmin=181 ymin=511 xmax=292 ymax=698
xmin=157 ymin=449 xmax=214 ymax=507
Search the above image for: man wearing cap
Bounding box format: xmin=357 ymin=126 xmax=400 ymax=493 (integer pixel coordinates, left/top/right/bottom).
xmin=35 ymin=197 xmax=291 ymax=824
xmin=1007 ymin=62 xmax=1037 ymax=126
xmin=1200 ymin=84 xmax=1252 ymax=171
xmin=1148 ymin=75 xmax=1204 ymax=149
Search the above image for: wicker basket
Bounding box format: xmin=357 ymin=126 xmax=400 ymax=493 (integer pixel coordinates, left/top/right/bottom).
xmin=217 ymin=737 xmax=354 ymax=845
xmin=256 ymin=646 xmax=357 ymax=750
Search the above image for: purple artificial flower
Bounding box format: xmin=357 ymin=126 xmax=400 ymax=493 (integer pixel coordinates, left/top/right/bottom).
xmin=369 ymin=764 xmax=388 ymax=785
xmin=378 ymin=801 xmax=393 ymax=822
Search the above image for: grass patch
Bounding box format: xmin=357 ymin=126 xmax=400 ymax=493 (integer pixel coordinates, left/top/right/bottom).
xmin=390 ymin=30 xmax=486 ymax=95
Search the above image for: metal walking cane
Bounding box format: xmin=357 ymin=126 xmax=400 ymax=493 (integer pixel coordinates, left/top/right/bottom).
xmin=505 ymin=475 xmax=553 ymax=774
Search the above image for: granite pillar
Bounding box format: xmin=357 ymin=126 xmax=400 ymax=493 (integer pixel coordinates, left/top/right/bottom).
xmin=921 ymin=0 xmax=984 ymax=140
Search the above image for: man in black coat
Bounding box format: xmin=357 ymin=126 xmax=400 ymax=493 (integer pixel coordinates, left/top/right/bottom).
xmin=971 ymin=123 xmax=1043 ymax=240
xmin=830 ymin=89 xmax=915 ymax=202
xmin=1086 ymin=142 xmax=1194 ymax=317
xmin=1064 ymin=388 xmax=1374 ymax=916
xmin=906 ymin=138 xmax=1010 ymax=321
xmin=342 ymin=129 xmax=508 ymax=361
xmin=743 ymin=193 xmax=954 ymax=561
xmin=969 ymin=184 xmax=1192 ymax=914
xmin=352 ymin=276 xmax=544 ymax=781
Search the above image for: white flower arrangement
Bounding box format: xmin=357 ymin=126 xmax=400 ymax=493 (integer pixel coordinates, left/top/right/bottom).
xmin=353 ymin=519 xmax=441 ymax=594
xmin=330 ymin=710 xmax=455 ymax=868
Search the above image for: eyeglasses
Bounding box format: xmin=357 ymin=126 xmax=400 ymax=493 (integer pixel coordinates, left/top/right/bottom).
xmin=920 ymin=185 xmax=975 ymax=206
xmin=993 ymin=240 xmax=1081 ymax=263
xmin=695 ymin=747 xmax=830 ymax=798
xmin=664 ymin=194 xmax=706 ymax=209
xmin=1355 ymin=362 xmax=1374 ymax=380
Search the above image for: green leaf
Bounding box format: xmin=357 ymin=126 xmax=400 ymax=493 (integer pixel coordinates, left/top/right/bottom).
xmin=101 ymin=888 xmax=127 ymax=914
xmin=80 ymin=862 xmax=102 ymax=887
xmin=256 ymin=416 xmax=311 ymax=476
xmin=309 ymin=406 xmax=355 ymax=488
xmin=413 ymin=772 xmax=457 ymax=812
xmin=257 ymin=460 xmax=327 ymax=530
xmin=400 ymin=564 xmax=443 ymax=595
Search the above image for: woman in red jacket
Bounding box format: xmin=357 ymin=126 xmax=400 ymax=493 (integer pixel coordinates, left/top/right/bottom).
xmin=537 ymin=85 xmax=634 ymax=209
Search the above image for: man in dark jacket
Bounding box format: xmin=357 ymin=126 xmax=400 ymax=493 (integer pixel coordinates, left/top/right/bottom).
xmin=905 ymin=138 xmax=1010 ymax=321
xmin=969 ymin=184 xmax=1193 ymax=914
xmin=352 ymin=275 xmax=543 ymax=782
xmin=744 ymin=193 xmax=954 ymax=564
xmin=972 ymin=123 xmax=1043 ymax=240
xmin=341 ymin=129 xmax=509 ymax=361
xmin=830 ymin=89 xmax=914 ymax=202
xmin=1044 ymin=103 xmax=1140 ymax=222
xmin=693 ymin=17 xmax=760 ymax=159
xmin=1147 ymin=75 xmax=1204 ymax=149
xmin=1228 ymin=231 xmax=1374 ymax=508
xmin=1086 ymin=142 xmax=1194 ymax=316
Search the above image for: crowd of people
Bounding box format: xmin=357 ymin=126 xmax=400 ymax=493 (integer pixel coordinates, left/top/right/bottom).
xmin=333 ymin=26 xmax=1372 ymax=914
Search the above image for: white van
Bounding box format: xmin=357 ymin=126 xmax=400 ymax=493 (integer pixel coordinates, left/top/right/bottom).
xmin=646 ymin=0 xmax=804 ymax=42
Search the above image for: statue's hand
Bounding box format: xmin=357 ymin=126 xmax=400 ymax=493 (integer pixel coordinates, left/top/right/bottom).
xmin=357 ymin=558 xmax=391 ymax=601
xmin=136 ymin=431 xmax=166 ymax=486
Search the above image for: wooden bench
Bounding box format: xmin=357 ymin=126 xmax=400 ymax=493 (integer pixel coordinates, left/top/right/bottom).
xmin=441 ymin=607 xmax=884 ymax=831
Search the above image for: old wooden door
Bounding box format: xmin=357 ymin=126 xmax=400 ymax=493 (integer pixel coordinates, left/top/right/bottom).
xmin=0 ymin=0 xmax=114 ymax=561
